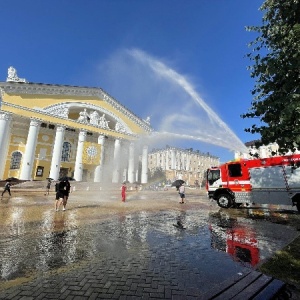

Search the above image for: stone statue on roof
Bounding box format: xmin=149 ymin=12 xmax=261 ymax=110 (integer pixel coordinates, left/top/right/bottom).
xmin=77 ymin=108 xmax=89 ymax=123
xmin=6 ymin=66 xmax=27 ymax=83
xmin=115 ymin=121 xmax=126 ymax=133
xmin=99 ymin=114 xmax=109 ymax=128
xmin=89 ymin=110 xmax=100 ymax=125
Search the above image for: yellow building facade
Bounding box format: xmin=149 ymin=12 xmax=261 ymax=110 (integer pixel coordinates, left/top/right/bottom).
xmin=0 ymin=67 xmax=151 ymax=183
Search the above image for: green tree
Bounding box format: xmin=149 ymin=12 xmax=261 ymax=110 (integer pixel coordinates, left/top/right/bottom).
xmin=242 ymin=0 xmax=300 ymax=154
xmin=149 ymin=167 xmax=166 ymax=183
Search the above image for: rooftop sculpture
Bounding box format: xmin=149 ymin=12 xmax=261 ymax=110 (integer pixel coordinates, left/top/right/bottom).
xmin=6 ymin=66 xmax=27 ymax=83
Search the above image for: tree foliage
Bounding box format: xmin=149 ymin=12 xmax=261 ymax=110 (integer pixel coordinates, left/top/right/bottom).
xmin=242 ymin=0 xmax=300 ymax=154
xmin=149 ymin=167 xmax=166 ymax=183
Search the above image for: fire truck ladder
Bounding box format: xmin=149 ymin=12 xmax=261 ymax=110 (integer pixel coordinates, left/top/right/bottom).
xmin=281 ymin=166 xmax=290 ymax=191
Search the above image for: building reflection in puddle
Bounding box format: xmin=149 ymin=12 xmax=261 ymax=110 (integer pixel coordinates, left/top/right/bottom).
xmin=1 ymin=206 xmax=26 ymax=280
xmin=0 ymin=202 xmax=296 ymax=283
xmin=37 ymin=211 xmax=80 ymax=271
xmin=209 ymin=212 xmax=259 ymax=267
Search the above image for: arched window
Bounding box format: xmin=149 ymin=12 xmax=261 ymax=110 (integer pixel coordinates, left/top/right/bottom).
xmin=61 ymin=142 xmax=71 ymax=162
xmin=10 ymin=151 xmax=22 ymax=169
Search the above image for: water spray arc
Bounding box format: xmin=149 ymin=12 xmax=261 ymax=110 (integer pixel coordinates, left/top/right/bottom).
xmin=129 ymin=49 xmax=248 ymax=154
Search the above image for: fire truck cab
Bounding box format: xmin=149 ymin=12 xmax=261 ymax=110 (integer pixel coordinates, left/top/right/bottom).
xmin=206 ymin=154 xmax=300 ymax=212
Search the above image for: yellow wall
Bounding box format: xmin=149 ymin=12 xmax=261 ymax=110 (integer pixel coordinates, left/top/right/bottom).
xmin=1 ymin=85 xmax=150 ymax=181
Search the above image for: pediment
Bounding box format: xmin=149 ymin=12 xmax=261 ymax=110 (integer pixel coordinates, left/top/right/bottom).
xmin=42 ymin=102 xmax=132 ymax=134
xmin=0 ymin=81 xmax=152 ymax=134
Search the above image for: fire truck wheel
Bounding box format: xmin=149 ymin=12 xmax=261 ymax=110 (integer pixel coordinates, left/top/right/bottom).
xmin=217 ymin=194 xmax=233 ymax=208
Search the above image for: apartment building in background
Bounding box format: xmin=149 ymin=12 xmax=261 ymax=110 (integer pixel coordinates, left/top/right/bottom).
xmin=235 ymin=140 xmax=300 ymax=160
xmin=148 ymin=146 xmax=219 ymax=187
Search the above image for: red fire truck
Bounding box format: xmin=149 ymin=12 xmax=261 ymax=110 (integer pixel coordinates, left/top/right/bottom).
xmin=206 ymin=154 xmax=300 ymax=212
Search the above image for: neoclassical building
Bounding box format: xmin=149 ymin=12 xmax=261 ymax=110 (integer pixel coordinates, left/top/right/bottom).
xmin=234 ymin=140 xmax=300 ymax=160
xmin=148 ymin=146 xmax=219 ymax=186
xmin=0 ymin=67 xmax=152 ymax=183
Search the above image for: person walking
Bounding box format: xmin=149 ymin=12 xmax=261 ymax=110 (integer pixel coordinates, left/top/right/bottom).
xmin=121 ymin=182 xmax=127 ymax=202
xmin=44 ymin=179 xmax=52 ymax=196
xmin=62 ymin=179 xmax=71 ymax=211
xmin=55 ymin=179 xmax=66 ymax=211
xmin=2 ymin=181 xmax=11 ymax=196
xmin=179 ymin=183 xmax=185 ymax=204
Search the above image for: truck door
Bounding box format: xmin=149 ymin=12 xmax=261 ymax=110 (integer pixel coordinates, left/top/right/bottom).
xmin=206 ymin=168 xmax=221 ymax=197
xmin=227 ymin=163 xmax=244 ymax=192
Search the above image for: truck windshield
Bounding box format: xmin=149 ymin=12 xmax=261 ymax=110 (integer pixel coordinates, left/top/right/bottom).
xmin=207 ymin=169 xmax=220 ymax=185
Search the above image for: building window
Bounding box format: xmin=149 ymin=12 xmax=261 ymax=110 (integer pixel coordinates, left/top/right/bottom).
xmin=10 ymin=151 xmax=22 ymax=169
xmin=66 ymin=128 xmax=75 ymax=132
xmin=36 ymin=166 xmax=44 ymax=177
xmin=228 ymin=163 xmax=242 ymax=177
xmin=61 ymin=142 xmax=71 ymax=162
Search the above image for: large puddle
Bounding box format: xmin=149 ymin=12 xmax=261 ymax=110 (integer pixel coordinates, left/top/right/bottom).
xmin=0 ymin=194 xmax=298 ymax=287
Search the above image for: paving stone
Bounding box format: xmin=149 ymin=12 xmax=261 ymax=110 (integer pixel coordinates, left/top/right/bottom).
xmin=63 ymin=296 xmax=75 ymax=300
xmin=80 ymin=283 xmax=91 ymax=291
xmin=34 ymin=293 xmax=48 ymax=300
xmin=87 ymin=293 xmax=98 ymax=300
xmin=70 ymin=290 xmax=86 ymax=296
xmin=111 ymin=290 xmax=122 ymax=299
xmin=58 ymin=289 xmax=71 ymax=299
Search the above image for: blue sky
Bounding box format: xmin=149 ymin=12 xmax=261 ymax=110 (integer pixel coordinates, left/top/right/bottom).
xmin=0 ymin=0 xmax=264 ymax=162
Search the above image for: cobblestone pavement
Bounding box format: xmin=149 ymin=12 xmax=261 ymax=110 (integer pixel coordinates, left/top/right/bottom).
xmin=0 ymin=189 xmax=298 ymax=299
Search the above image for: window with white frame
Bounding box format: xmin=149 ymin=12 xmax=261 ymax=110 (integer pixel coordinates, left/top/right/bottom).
xmin=10 ymin=151 xmax=22 ymax=169
xmin=61 ymin=142 xmax=71 ymax=162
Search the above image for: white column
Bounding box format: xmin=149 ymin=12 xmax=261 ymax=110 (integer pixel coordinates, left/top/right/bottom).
xmin=162 ymin=153 xmax=166 ymax=170
xmin=112 ymin=139 xmax=121 ymax=183
xmin=260 ymin=146 xmax=267 ymax=158
xmin=49 ymin=126 xmax=66 ymax=180
xmin=122 ymin=168 xmax=127 ymax=183
xmin=20 ymin=119 xmax=41 ymax=180
xmin=94 ymin=135 xmax=106 ymax=182
xmin=128 ymin=142 xmax=135 ymax=183
xmin=166 ymin=150 xmax=170 ymax=171
xmin=171 ymin=149 xmax=176 ymax=169
xmin=141 ymin=145 xmax=148 ymax=184
xmin=74 ymin=130 xmax=87 ymax=181
xmin=0 ymin=112 xmax=12 ymax=179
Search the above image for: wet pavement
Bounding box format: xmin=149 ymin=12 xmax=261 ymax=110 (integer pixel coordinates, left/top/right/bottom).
xmin=0 ymin=188 xmax=299 ymax=299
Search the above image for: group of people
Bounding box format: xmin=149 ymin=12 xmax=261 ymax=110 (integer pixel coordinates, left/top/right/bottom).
xmin=2 ymin=178 xmax=185 ymax=207
xmin=120 ymin=181 xmax=186 ymax=204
